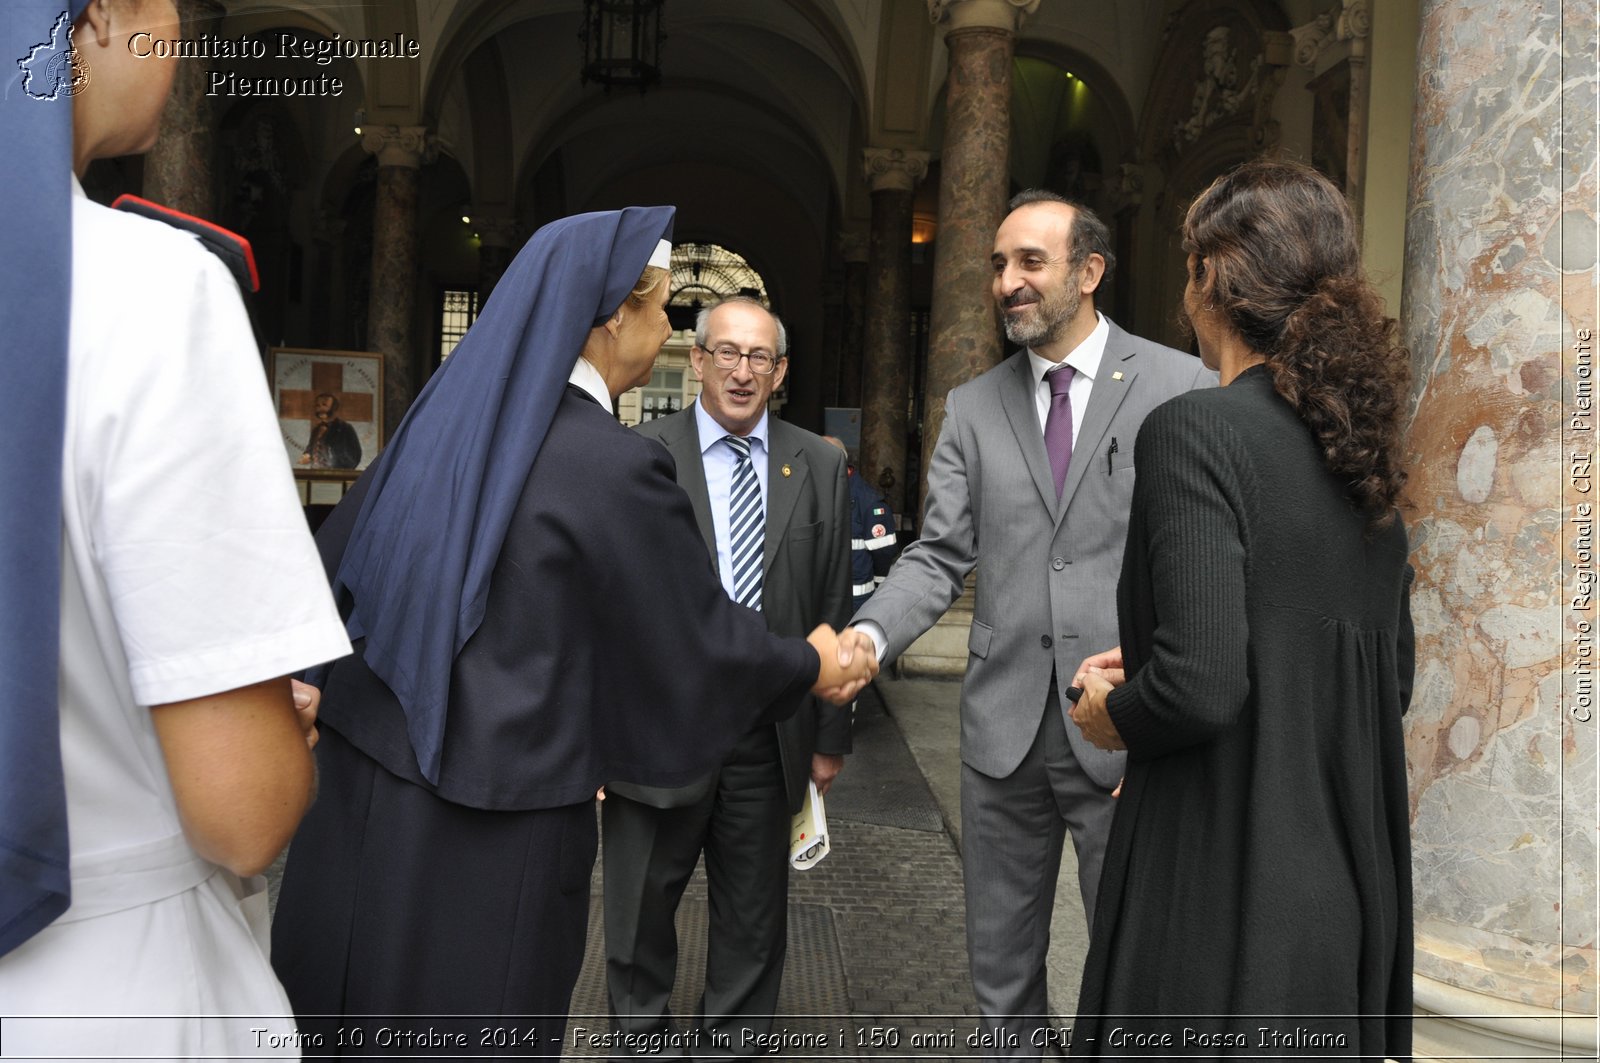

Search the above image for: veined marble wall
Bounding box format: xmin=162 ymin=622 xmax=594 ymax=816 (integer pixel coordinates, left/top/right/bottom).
xmin=1401 ymin=0 xmax=1596 ymax=1054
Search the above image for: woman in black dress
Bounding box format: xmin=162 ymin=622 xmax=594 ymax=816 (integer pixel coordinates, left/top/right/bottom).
xmin=1068 ymin=160 xmax=1415 ymax=1060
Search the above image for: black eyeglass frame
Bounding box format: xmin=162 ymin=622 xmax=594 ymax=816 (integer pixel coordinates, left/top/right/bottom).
xmin=697 ymin=344 xmax=783 ymax=375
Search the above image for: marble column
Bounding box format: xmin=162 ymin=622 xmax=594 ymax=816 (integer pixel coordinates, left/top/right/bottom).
xmin=308 ymin=211 xmax=346 ymax=348
xmin=921 ymin=0 xmax=1036 ymax=514
xmin=819 ymin=272 xmax=846 ymax=410
xmin=859 ymin=148 xmax=929 ymax=518
xmin=141 ymin=0 xmax=223 ymax=216
xmin=1400 ymin=1 xmax=1596 ymax=1057
xmin=838 ymin=232 xmax=869 ymax=409
xmin=476 ymin=216 xmax=519 ymax=305
xmin=362 ymin=126 xmax=433 ymax=442
xmin=1343 ymin=24 xmax=1370 ymax=229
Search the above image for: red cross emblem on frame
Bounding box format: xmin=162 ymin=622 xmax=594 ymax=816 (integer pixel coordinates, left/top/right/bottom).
xmin=277 ymin=361 xmax=375 ymax=426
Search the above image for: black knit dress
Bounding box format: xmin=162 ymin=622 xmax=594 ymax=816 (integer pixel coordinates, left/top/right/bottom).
xmin=1072 ymin=365 xmax=1414 ymax=1061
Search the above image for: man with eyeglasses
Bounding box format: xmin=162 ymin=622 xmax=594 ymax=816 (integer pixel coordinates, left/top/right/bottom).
xmin=603 ymin=296 xmax=854 ymax=1054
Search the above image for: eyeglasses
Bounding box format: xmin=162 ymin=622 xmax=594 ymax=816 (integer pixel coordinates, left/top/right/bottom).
xmin=701 ymin=344 xmax=780 ymax=375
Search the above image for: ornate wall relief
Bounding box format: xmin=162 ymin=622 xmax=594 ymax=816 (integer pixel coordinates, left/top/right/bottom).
xmin=1130 ymin=0 xmax=1291 ymax=347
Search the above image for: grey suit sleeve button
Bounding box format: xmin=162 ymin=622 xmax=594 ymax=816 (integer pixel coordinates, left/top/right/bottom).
xmin=1040 ymin=634 xmax=1053 ymax=649
xmin=1051 ymin=557 xmax=1066 ymax=571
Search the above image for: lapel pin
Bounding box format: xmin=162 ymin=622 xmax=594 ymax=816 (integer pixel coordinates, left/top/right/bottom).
xmin=781 ymin=464 xmax=792 ymax=478
xmin=1112 ymin=371 xmax=1124 ymax=381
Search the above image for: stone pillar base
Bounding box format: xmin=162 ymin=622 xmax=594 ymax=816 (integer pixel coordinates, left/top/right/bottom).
xmin=1414 ymin=974 xmax=1598 ymax=1062
xmin=896 ymin=578 xmax=976 ymax=678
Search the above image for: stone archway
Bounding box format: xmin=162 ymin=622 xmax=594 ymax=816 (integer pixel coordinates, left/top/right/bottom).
xmin=1007 ymin=47 xmax=1138 ymax=324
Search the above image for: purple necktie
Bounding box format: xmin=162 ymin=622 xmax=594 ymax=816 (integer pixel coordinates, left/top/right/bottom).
xmin=1044 ymin=365 xmax=1075 ymax=498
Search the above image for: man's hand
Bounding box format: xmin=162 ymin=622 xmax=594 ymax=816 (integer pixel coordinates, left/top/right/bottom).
xmin=1072 ymin=646 xmax=1125 ymax=692
xmin=289 ymin=678 xmax=321 ymax=751
xmin=1068 ymin=667 xmax=1126 ymax=751
xmin=836 ymin=626 xmax=880 ymax=667
xmin=809 ymin=624 xmax=879 ymax=705
xmin=810 ymin=753 xmax=844 ymax=796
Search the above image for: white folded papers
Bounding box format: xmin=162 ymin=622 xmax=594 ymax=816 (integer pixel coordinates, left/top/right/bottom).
xmin=789 ymin=780 xmax=831 ymax=870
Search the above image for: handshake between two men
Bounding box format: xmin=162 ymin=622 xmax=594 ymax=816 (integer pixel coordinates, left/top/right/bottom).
xmin=806 ymin=624 xmax=880 ymax=706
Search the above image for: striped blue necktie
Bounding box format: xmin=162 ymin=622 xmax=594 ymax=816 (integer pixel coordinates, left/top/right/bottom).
xmin=724 ymin=435 xmax=764 ymax=611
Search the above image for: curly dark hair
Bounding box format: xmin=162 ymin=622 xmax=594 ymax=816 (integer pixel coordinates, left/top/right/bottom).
xmin=1182 ymin=159 xmax=1410 ymax=530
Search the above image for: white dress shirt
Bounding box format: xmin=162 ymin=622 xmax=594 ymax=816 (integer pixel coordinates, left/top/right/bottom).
xmin=694 ymin=398 xmax=771 ymax=598
xmin=857 ymin=312 xmax=1111 ymax=662
xmin=1025 ymin=311 xmax=1109 ymax=446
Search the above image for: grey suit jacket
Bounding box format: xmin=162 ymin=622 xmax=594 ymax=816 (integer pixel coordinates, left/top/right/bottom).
xmin=854 ymin=318 xmax=1214 ymax=789
xmin=609 ymin=405 xmax=853 ymax=813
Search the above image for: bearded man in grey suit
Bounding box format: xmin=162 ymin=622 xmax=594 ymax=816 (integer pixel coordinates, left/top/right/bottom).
xmin=850 ymin=191 xmax=1214 ymax=1057
xmin=604 ymin=297 xmax=855 ymax=1054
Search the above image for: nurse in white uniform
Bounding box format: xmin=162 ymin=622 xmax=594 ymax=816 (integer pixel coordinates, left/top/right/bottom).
xmin=0 ymin=0 xmax=351 ymax=1055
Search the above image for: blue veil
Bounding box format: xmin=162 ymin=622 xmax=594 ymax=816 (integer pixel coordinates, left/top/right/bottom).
xmin=0 ymin=0 xmax=91 ymax=957
xmin=330 ymin=206 xmax=676 ymax=785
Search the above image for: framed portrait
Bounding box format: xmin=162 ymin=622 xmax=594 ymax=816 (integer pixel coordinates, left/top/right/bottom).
xmin=269 ymin=348 xmax=384 ymax=476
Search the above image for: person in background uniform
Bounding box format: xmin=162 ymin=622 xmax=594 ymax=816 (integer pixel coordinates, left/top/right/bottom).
xmin=604 ymin=297 xmax=853 ymax=1053
xmin=1069 ymin=159 xmax=1415 ymax=1061
xmin=271 ymin=211 xmax=875 ymax=1059
xmin=823 ymin=435 xmax=898 ymax=612
xmin=848 ymin=191 xmax=1214 ymax=1058
xmin=0 ymin=1 xmax=351 ymax=1055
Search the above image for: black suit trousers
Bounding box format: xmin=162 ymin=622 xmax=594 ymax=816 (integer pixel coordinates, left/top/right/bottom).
xmin=602 ymin=725 xmax=790 ymax=1057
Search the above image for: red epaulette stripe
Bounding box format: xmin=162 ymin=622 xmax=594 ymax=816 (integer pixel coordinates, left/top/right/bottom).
xmin=110 ymin=193 xmax=261 ymax=293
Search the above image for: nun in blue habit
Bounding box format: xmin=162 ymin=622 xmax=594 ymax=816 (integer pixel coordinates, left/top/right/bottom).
xmin=271 ymin=205 xmax=866 ymax=1056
